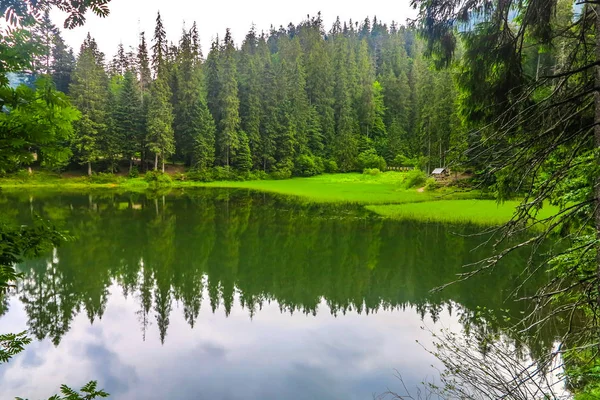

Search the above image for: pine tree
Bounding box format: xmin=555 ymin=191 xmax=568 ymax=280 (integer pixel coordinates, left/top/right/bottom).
xmin=332 ymin=36 xmax=359 ymax=171
xmin=299 ymin=16 xmax=332 ymax=156
xmin=115 ymin=70 xmax=144 ymax=171
xmin=216 ymin=29 xmax=241 ymax=167
xmin=31 ymin=10 xmax=58 ymax=74
xmin=151 ymin=11 xmax=167 ymax=77
xmin=238 ymin=27 xmax=263 ymax=168
xmin=138 ymin=32 xmax=152 ymax=96
xmin=146 ymin=76 xmax=175 ymax=172
xmin=173 ymin=24 xmax=216 ymax=168
xmin=51 ymin=32 xmax=75 ymax=93
xmin=70 ymin=34 xmax=109 ymax=175
xmin=205 ymin=37 xmax=221 ymax=123
xmin=235 ymin=131 xmax=252 ymax=172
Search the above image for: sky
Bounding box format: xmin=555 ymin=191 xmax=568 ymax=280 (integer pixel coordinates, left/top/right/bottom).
xmin=50 ymin=0 xmax=418 ymax=58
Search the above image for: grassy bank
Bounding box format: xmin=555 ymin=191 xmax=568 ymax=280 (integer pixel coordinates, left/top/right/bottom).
xmin=366 ymin=200 xmax=561 ymax=226
xmin=0 ymin=170 xmax=558 ymax=225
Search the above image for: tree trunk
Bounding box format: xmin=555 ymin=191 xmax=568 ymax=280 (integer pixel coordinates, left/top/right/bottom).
xmin=162 ymin=158 xmax=165 ymax=173
xmin=129 ymin=159 xmax=133 ymax=172
xmin=154 ymin=153 xmax=158 ymax=171
xmin=87 ymin=161 xmax=92 ymax=176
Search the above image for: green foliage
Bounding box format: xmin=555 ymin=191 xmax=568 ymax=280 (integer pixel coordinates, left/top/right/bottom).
xmin=128 ymin=166 xmax=139 ymax=179
xmin=293 ymin=154 xmax=324 ymax=177
xmin=363 ymin=168 xmax=381 ymax=176
xmin=357 ymin=149 xmax=387 ymax=171
xmin=270 ymin=168 xmax=293 ymax=180
xmin=88 ymin=172 xmax=119 ymax=184
xmin=424 ymin=177 xmax=440 ymax=191
xmin=393 ymin=154 xmax=417 ymax=167
xmin=146 ymin=76 xmax=175 ymax=171
xmin=212 ymin=166 xmax=242 ymax=181
xmin=0 ymin=78 xmax=79 ymax=174
xmin=16 ymin=380 xmax=109 ymax=400
xmin=144 ymin=171 xmax=172 ymax=187
xmin=403 ymin=169 xmax=427 ymax=189
xmin=0 ymin=331 xmax=31 ymax=363
xmin=323 ymin=160 xmax=339 ymax=173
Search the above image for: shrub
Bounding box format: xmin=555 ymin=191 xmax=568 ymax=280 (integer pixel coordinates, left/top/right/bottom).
xmin=212 ymin=166 xmax=241 ymax=181
xmin=186 ymin=169 xmax=214 ymax=182
xmin=403 ymin=169 xmax=427 ymax=189
xmin=294 ymin=154 xmax=324 ymax=177
xmin=128 ymin=166 xmax=139 ymax=178
xmin=270 ymin=168 xmax=292 ymax=180
xmin=363 ymin=168 xmax=381 ymax=176
xmin=89 ymin=172 xmax=118 ymax=184
xmin=424 ymin=177 xmax=440 ymax=191
xmin=144 ymin=170 xmax=172 ymax=187
xmin=323 ymin=159 xmax=338 ymax=173
xmin=393 ymin=154 xmax=416 ymax=167
xmin=244 ymin=170 xmax=269 ymax=181
xmin=357 ymin=149 xmax=387 ymax=171
xmin=15 ymin=169 xmax=32 ymax=182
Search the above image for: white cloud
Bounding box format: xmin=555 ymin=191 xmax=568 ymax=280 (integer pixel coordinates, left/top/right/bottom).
xmin=50 ymin=0 xmax=417 ymax=58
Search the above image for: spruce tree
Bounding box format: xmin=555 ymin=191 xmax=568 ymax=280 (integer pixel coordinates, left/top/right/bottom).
xmin=216 ymin=29 xmax=241 ymax=167
xmin=146 ymin=75 xmax=175 ymax=171
xmin=51 ymin=33 xmax=75 ymax=93
xmin=138 ymin=32 xmax=152 ymax=96
xmin=31 ymin=10 xmax=58 ymax=74
xmin=69 ymin=34 xmax=109 ymax=175
xmin=151 ymin=11 xmax=167 ymax=77
xmin=115 ymin=70 xmax=144 ymax=171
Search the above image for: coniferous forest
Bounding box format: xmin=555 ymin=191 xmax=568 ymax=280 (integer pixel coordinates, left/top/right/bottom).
xmin=26 ymin=12 xmax=462 ymax=177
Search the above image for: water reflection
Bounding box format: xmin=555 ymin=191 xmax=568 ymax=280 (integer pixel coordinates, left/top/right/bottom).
xmin=0 ymin=190 xmax=557 ymax=399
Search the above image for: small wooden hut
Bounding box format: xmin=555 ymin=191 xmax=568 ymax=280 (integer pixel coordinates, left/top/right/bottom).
xmin=431 ymin=168 xmax=448 ymax=180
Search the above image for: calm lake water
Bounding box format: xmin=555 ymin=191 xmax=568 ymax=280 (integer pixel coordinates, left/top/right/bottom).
xmin=0 ymin=190 xmax=554 ymax=399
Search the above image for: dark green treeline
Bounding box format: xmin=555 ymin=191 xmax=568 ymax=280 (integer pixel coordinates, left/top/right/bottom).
xmin=35 ymin=13 xmax=461 ymax=175
xmin=2 ymin=191 xmax=553 ymax=354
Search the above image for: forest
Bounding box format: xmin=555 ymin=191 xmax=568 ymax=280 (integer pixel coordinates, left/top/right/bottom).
xmin=4 ymin=0 xmax=600 ymax=398
xmin=13 ymin=11 xmax=461 ymax=177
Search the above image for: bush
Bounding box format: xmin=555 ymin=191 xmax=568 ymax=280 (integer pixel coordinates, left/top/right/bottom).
xmin=323 ymin=159 xmax=338 ymax=173
xmin=212 ymin=166 xmax=241 ymax=181
xmin=294 ymin=154 xmax=324 ymax=177
xmin=128 ymin=166 xmax=139 ymax=178
xmin=357 ymin=149 xmax=387 ymax=171
xmin=403 ymin=169 xmax=427 ymax=189
xmin=144 ymin=170 xmax=172 ymax=187
xmin=243 ymin=170 xmax=269 ymax=181
xmin=15 ymin=169 xmax=32 ymax=182
xmin=393 ymin=154 xmax=416 ymax=167
xmin=89 ymin=172 xmax=118 ymax=184
xmin=363 ymin=168 xmax=381 ymax=176
xmin=270 ymin=168 xmax=292 ymax=180
xmin=186 ymin=169 xmax=214 ymax=182
xmin=424 ymin=177 xmax=440 ymax=191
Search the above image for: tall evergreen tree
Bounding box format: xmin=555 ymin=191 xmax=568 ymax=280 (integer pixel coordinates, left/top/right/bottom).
xmin=216 ymin=29 xmax=241 ymax=167
xmin=51 ymin=33 xmax=75 ymax=93
xmin=138 ymin=32 xmax=152 ymax=96
xmin=115 ymin=70 xmax=144 ymax=171
xmin=146 ymin=75 xmax=175 ymax=172
xmin=69 ymin=34 xmax=109 ymax=175
xmin=151 ymin=11 xmax=167 ymax=77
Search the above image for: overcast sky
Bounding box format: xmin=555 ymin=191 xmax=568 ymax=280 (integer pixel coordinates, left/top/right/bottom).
xmin=50 ymin=0 xmax=417 ymax=58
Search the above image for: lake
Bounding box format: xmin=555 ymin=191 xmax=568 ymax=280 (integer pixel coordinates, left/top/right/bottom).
xmin=0 ymin=190 xmax=555 ymax=399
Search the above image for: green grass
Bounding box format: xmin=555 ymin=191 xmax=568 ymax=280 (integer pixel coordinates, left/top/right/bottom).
xmin=1 ymin=171 xmax=561 ymax=226
xmin=199 ymin=172 xmax=478 ymax=204
xmin=366 ymin=200 xmax=561 ymax=226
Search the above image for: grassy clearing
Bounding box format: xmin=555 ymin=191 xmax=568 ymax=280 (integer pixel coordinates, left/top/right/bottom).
xmin=200 ymin=172 xmax=479 ymax=204
xmin=366 ymin=200 xmax=561 ymax=226
xmin=1 ymin=171 xmax=558 ymax=226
